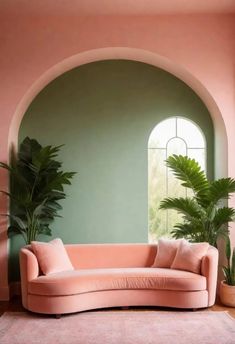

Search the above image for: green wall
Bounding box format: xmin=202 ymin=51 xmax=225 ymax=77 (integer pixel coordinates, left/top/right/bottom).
xmin=10 ymin=60 xmax=214 ymax=280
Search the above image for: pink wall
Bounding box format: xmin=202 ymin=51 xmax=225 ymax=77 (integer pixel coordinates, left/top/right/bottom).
xmin=0 ymin=13 xmax=235 ymax=299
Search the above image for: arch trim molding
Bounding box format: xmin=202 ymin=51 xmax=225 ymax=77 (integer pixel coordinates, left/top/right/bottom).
xmin=0 ymin=47 xmax=227 ymax=300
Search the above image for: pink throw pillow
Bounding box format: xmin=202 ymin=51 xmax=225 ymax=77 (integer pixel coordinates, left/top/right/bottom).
xmin=171 ymin=240 xmax=209 ymax=274
xmin=31 ymin=238 xmax=74 ymax=275
xmin=152 ymin=238 xmax=185 ymax=268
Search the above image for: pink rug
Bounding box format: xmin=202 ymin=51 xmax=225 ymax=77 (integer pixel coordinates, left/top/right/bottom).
xmin=0 ymin=311 xmax=234 ymax=344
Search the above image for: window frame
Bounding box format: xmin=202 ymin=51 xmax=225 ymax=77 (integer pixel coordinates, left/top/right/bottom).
xmin=148 ymin=116 xmax=207 ymax=242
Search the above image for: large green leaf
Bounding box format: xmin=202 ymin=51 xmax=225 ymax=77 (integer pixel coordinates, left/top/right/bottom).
xmin=222 ymin=236 xmax=235 ymax=285
xmin=166 ymin=155 xmax=209 ymax=201
xmin=213 ymin=207 xmax=235 ymax=230
xmin=5 ymin=214 xmax=27 ymax=231
xmin=0 ymin=137 xmax=76 ymax=243
xmin=208 ymin=178 xmax=235 ymax=204
xmin=159 ymin=154 xmax=235 ymax=247
xmin=19 ymin=137 xmax=41 ymax=162
xmin=224 ymin=236 xmax=231 ymax=261
xmin=171 ymin=222 xmax=204 ymax=242
xmin=159 ymin=197 xmax=203 ymax=219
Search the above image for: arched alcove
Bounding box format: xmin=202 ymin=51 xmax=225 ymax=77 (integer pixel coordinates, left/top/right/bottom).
xmin=9 ymin=59 xmax=215 ymax=281
xmin=8 ymin=48 xmax=227 ymax=181
xmin=0 ymin=47 xmax=228 ymax=298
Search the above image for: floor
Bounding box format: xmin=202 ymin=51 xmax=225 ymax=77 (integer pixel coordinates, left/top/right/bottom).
xmin=0 ymin=297 xmax=235 ymax=318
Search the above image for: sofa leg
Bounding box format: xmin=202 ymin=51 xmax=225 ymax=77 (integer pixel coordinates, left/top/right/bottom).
xmin=122 ymin=306 xmax=129 ymax=310
xmin=55 ymin=314 xmax=62 ymax=319
xmin=192 ymin=308 xmax=198 ymax=312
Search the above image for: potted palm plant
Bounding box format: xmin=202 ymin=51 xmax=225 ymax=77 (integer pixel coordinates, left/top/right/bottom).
xmin=0 ymin=137 xmax=76 ymax=244
xmin=220 ymin=236 xmax=235 ymax=307
xmin=159 ymin=155 xmax=235 ymax=247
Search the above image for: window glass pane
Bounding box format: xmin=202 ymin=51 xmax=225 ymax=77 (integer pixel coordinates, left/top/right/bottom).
xmin=167 ymin=137 xmax=187 ymax=157
xmin=167 ymin=210 xmax=183 ymax=235
xmin=148 ymin=149 xmax=167 ymax=242
xmin=148 ymin=118 xmax=176 ymax=148
xmin=177 ymin=118 xmax=205 ymax=148
xmin=188 ymin=149 xmax=206 ymax=172
xmin=167 ymin=167 xmax=186 ymax=198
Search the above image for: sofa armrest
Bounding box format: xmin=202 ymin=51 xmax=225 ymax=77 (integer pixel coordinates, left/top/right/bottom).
xmin=20 ymin=247 xmax=39 ymax=308
xmin=201 ymin=246 xmax=218 ymax=307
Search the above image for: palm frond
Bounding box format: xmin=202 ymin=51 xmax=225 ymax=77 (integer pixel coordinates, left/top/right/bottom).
xmin=5 ymin=214 xmax=27 ymax=231
xmin=159 ymin=154 xmax=235 ymax=247
xmin=165 ymin=155 xmax=209 ymax=199
xmin=171 ymin=222 xmax=203 ymax=242
xmin=208 ymin=178 xmax=235 ymax=204
xmin=213 ymin=207 xmax=235 ymax=230
xmin=159 ymin=197 xmax=203 ymax=218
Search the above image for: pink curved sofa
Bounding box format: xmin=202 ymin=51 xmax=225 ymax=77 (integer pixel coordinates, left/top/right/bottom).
xmin=20 ymin=243 xmax=218 ymax=315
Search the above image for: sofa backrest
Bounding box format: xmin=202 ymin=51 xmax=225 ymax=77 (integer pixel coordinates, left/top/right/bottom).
xmin=65 ymin=243 xmax=158 ymax=269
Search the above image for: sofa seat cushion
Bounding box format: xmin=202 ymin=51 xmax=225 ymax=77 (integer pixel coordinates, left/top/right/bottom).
xmin=28 ymin=268 xmax=206 ymax=296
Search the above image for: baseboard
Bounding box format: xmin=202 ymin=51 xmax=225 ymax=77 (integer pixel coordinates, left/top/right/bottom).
xmin=9 ymin=281 xmax=21 ymax=298
xmin=0 ymin=286 xmax=10 ymax=301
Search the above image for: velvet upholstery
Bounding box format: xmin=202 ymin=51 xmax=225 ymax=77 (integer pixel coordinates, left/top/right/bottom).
xmin=27 ymin=290 xmax=209 ymax=314
xmin=31 ymin=238 xmax=74 ymax=275
xmin=151 ymin=238 xmax=184 ymax=268
xmin=29 ymin=268 xmax=206 ymax=296
xmin=201 ymin=246 xmax=218 ymax=306
xmin=171 ymin=241 xmax=209 ymax=274
xmin=20 ymin=243 xmax=218 ymax=314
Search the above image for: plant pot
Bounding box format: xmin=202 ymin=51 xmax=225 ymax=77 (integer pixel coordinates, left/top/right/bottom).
xmin=220 ymin=280 xmax=235 ymax=307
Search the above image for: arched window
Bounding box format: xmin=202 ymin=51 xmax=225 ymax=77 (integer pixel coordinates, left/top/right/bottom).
xmin=148 ymin=117 xmax=206 ymax=242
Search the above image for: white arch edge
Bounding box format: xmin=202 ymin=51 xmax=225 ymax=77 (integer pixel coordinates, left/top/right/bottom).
xmin=1 ymin=47 xmax=228 ymax=300
xmin=8 ymin=47 xmax=228 ymax=179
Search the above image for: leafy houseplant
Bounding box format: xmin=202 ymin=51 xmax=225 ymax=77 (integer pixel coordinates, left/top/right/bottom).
xmin=220 ymin=236 xmax=235 ymax=307
xmin=0 ymin=137 xmax=76 ymax=244
xmin=222 ymin=236 xmax=235 ymax=286
xmin=159 ymin=155 xmax=235 ymax=247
